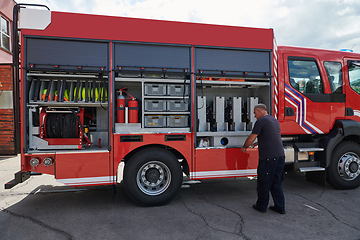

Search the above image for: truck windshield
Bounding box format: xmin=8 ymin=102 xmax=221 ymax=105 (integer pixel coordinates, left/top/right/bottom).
xmin=348 ymin=61 xmax=360 ymax=94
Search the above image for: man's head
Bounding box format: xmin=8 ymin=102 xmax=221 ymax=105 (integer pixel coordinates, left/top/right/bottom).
xmin=254 ymin=103 xmax=268 ymax=120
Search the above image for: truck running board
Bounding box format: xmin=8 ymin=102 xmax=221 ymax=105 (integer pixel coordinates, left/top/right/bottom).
xmin=295 ymin=145 xmax=325 ymax=173
xmin=298 ymin=147 xmax=324 ymax=152
xmin=299 ymin=167 xmax=326 ymax=172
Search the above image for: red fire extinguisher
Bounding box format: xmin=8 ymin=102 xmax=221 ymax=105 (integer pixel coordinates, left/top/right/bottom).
xmin=117 ymin=90 xmax=125 ymax=123
xmin=128 ymin=97 xmax=138 ymax=123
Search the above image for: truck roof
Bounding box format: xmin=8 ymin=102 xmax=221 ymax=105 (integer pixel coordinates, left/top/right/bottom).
xmin=21 ymin=11 xmax=274 ymax=50
xmin=278 ymin=45 xmax=360 ymax=60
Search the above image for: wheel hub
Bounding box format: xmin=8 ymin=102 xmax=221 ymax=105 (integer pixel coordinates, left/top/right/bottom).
xmin=349 ymin=162 xmax=358 ymax=173
xmin=137 ymin=161 xmax=171 ymax=196
xmin=338 ymin=153 xmax=360 ymax=181
xmin=146 ymin=168 xmax=160 ymax=183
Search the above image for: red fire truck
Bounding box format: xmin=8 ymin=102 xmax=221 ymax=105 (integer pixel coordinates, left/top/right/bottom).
xmin=5 ymin=5 xmax=360 ymax=206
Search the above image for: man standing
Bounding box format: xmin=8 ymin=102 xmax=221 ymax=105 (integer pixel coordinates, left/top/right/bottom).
xmin=241 ymin=104 xmax=285 ymax=214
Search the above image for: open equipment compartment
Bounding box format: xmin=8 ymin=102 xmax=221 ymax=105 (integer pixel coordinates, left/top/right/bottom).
xmin=24 ymin=37 xmax=110 ymax=152
xmin=195 ymin=46 xmax=272 ymax=148
xmin=114 ymin=76 xmax=191 ymax=132
xmin=113 ymin=42 xmax=191 ymax=133
xmin=26 ymin=72 xmax=109 ymax=151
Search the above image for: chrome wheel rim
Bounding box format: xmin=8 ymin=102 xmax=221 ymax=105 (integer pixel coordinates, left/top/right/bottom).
xmin=137 ymin=161 xmax=171 ymax=196
xmin=337 ymin=152 xmax=360 ymax=181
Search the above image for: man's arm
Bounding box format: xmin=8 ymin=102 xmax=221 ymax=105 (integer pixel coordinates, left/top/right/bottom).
xmin=241 ymin=134 xmax=258 ymax=153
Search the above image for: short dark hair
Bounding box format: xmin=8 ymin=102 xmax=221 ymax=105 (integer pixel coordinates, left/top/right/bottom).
xmin=254 ymin=103 xmax=267 ymax=111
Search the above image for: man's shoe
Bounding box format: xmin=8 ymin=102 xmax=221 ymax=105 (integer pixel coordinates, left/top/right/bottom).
xmin=253 ymin=204 xmax=266 ymax=213
xmin=269 ymin=205 xmax=285 ymax=214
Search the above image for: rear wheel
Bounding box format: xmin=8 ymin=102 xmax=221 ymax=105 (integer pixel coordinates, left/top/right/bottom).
xmin=327 ymin=141 xmax=360 ymax=189
xmin=123 ymin=147 xmax=183 ymax=206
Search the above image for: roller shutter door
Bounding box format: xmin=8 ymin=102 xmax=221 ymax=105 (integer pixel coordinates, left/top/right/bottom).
xmin=114 ymin=43 xmax=190 ymax=70
xmin=26 ymin=38 xmax=108 ymax=69
xmin=195 ymin=47 xmax=270 ymax=74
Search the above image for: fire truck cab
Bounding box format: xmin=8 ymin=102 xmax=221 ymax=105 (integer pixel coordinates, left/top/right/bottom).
xmin=5 ymin=6 xmax=360 ymax=206
xmin=278 ymin=46 xmax=360 ymax=190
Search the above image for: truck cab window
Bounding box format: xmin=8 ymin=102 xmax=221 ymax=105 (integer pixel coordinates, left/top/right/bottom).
xmin=288 ymin=59 xmax=324 ymax=94
xmin=348 ymin=61 xmax=360 ymax=94
xmin=324 ymin=61 xmax=343 ymax=94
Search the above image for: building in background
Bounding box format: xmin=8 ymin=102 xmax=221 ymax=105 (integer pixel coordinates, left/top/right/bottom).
xmin=0 ymin=0 xmax=17 ymax=155
xmin=0 ymin=0 xmax=15 ymax=63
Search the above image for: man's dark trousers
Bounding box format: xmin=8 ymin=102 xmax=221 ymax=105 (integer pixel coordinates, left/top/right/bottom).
xmin=256 ymin=156 xmax=285 ymax=212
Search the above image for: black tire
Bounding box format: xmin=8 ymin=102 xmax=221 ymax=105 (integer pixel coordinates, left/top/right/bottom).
xmin=327 ymin=141 xmax=360 ymax=189
xmin=123 ymin=147 xmax=183 ymax=206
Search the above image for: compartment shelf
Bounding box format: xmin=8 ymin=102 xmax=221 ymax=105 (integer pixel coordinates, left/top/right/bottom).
xmin=28 ymin=73 xmax=108 ymax=79
xmin=144 ymin=111 xmax=190 ymax=115
xmin=197 ymin=131 xmax=252 ymax=137
xmin=144 ymin=96 xmax=189 ymax=99
xmin=196 ymin=131 xmax=252 ymax=148
xmin=115 ymin=127 xmax=190 ymax=134
xmin=115 ymin=77 xmax=190 ymax=83
xmin=27 ymin=102 xmax=108 ymax=107
xmin=197 ymin=80 xmax=269 ymax=86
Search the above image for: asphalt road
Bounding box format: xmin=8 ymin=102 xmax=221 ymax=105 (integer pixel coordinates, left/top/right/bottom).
xmin=1 ymin=155 xmax=360 ymax=240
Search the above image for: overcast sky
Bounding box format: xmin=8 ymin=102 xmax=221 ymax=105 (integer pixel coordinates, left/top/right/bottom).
xmin=19 ymin=0 xmax=360 ymax=53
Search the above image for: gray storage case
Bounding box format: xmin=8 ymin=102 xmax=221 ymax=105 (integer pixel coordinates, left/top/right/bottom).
xmin=145 ymin=100 xmax=167 ymax=111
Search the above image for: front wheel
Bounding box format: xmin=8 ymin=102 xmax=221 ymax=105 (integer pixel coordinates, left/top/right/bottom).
xmin=327 ymin=141 xmax=360 ymax=189
xmin=123 ymin=147 xmax=183 ymax=206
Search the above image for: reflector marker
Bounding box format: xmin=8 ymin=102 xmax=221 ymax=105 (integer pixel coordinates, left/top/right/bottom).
xmin=353 ymin=110 xmax=360 ymax=118
xmin=57 ymin=176 xmax=116 ymax=186
xmin=190 ymin=169 xmax=257 ymax=179
xmin=272 ymin=38 xmax=279 ymax=119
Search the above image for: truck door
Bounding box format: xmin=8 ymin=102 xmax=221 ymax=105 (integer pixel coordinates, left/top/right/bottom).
xmin=323 ymin=61 xmax=345 ymax=126
xmin=283 ymin=55 xmax=331 ymax=135
xmin=345 ymin=59 xmax=360 ymax=120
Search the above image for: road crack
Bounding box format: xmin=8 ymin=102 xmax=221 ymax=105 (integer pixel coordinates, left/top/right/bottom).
xmin=178 ymin=197 xmax=217 ymax=236
xmin=294 ymin=193 xmax=360 ymax=231
xmin=180 ymin=185 xmax=251 ymax=239
xmin=179 ymin=196 xmax=245 ymax=239
xmin=1 ymin=208 xmax=73 ymax=240
xmin=193 ymin=189 xmax=251 ymax=240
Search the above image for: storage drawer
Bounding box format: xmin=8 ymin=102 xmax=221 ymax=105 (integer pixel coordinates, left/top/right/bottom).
xmin=167 ymin=84 xmax=189 ymax=96
xmin=144 ymin=100 xmax=166 ymax=111
xmin=144 ymin=115 xmax=166 ymax=127
xmin=144 ymin=84 xmax=167 ymax=96
xmin=167 ymin=115 xmax=189 ymax=127
xmin=167 ymin=100 xmax=188 ymax=112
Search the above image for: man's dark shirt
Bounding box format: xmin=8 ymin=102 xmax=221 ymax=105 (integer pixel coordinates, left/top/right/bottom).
xmin=251 ymin=115 xmax=284 ymax=159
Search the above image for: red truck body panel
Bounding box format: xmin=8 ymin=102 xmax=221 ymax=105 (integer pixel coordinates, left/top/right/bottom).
xmin=20 ymin=11 xmax=275 ymax=186
xmin=21 ymin=11 xmax=274 ymax=50
xmin=17 ymin=10 xmax=360 ymax=191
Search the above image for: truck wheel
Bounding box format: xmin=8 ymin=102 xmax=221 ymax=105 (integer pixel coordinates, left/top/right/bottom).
xmin=327 ymin=142 xmax=360 ymax=189
xmin=123 ymin=147 xmax=183 ymax=206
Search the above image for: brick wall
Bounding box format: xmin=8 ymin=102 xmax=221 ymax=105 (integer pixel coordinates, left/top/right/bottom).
xmin=0 ymin=64 xmax=15 ymax=155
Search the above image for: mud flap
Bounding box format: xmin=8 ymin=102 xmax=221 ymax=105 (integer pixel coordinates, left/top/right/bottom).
xmin=306 ymin=171 xmax=326 ymax=187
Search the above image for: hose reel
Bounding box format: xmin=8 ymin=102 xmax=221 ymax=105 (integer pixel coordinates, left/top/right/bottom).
xmin=40 ymin=108 xmax=92 ymax=147
xmin=45 ymin=113 xmax=79 ymax=138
